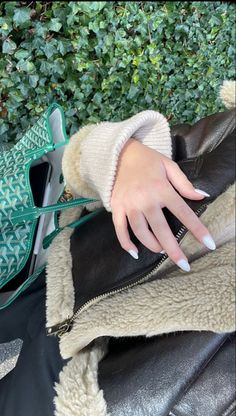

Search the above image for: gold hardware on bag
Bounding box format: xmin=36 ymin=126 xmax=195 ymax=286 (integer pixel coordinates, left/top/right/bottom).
xmin=59 ymin=187 xmax=74 ymax=202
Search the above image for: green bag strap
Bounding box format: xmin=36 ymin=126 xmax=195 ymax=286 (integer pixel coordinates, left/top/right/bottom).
xmin=9 ymin=197 xmax=99 ymax=225
xmin=43 ymin=206 xmax=105 ymax=249
xmin=0 ymin=265 xmax=45 ymax=310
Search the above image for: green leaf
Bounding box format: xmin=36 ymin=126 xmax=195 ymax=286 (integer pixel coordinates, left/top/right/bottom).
xmin=44 ymin=42 xmax=57 ymax=58
xmin=29 ymin=75 xmax=39 ymax=88
xmin=4 ymin=2 xmax=17 ymax=16
xmin=13 ymin=7 xmax=31 ymax=27
xmin=127 ymin=85 xmax=139 ymax=99
xmin=16 ymin=60 xmax=36 ymax=73
xmin=48 ymin=18 xmax=62 ymax=32
xmin=14 ymin=49 xmax=30 ymax=60
xmin=78 ymin=2 xmax=106 ymax=16
xmin=2 ymin=39 xmax=17 ymax=54
xmin=0 ymin=123 xmax=9 ymax=135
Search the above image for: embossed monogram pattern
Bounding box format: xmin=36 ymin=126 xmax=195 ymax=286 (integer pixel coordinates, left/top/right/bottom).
xmin=0 ymin=109 xmax=54 ymax=288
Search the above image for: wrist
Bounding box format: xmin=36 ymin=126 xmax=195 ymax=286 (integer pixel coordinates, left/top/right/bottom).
xmin=117 ymin=138 xmax=138 ymax=170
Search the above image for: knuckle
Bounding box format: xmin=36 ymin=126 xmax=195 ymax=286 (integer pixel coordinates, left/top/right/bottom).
xmin=191 ymin=220 xmax=208 ymax=236
xmin=133 ymin=224 xmax=144 ymax=237
xmin=178 ymin=203 xmax=192 ymax=218
xmin=128 ymin=209 xmax=139 ymax=223
xmin=132 ymin=184 xmax=145 ymax=200
xmin=143 ymin=203 xmax=158 ymax=217
xmin=171 ymin=160 xmax=180 ymax=171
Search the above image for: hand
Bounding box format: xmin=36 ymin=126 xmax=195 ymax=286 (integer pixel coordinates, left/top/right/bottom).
xmin=110 ymin=138 xmax=216 ymax=272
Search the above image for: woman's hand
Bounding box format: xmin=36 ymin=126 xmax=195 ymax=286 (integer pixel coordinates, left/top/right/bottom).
xmin=110 ymin=138 xmax=216 ymax=272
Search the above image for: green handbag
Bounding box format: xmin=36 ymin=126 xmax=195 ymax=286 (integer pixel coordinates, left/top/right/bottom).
xmin=0 ymin=103 xmax=100 ymax=309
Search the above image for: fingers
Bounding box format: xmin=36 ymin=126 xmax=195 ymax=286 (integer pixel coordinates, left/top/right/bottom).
xmin=163 ymin=158 xmax=210 ymax=200
xmin=164 ymin=183 xmax=216 ymax=250
xmin=127 ymin=209 xmax=163 ymax=253
xmin=144 ymin=206 xmax=190 ymax=269
xmin=112 ymin=209 xmax=138 ymax=256
xmin=112 ymin=208 xmax=163 ymax=258
xmin=112 ymin=183 xmax=215 ymax=273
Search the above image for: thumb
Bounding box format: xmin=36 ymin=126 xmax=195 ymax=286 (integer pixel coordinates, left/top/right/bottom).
xmin=164 ymin=160 xmax=210 ymax=200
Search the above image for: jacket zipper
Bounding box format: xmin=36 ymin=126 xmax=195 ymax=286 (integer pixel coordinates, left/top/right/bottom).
xmin=47 ymin=204 xmax=207 ymax=338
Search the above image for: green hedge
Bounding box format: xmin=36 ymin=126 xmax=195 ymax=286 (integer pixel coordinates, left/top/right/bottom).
xmin=0 ymin=1 xmax=235 ymax=145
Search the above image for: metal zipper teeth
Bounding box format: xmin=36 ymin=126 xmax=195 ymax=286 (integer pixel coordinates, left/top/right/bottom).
xmin=47 ymin=204 xmax=207 ymax=338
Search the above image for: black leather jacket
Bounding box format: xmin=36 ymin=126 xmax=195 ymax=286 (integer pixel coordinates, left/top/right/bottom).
xmin=47 ymin=109 xmax=235 ymax=416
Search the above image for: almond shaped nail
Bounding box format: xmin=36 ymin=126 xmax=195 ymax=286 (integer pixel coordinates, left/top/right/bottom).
xmin=202 ymin=235 xmax=216 ymax=250
xmin=194 ymin=188 xmax=210 ymax=197
xmin=128 ymin=249 xmax=139 ymax=259
xmin=177 ymin=259 xmax=190 ymax=272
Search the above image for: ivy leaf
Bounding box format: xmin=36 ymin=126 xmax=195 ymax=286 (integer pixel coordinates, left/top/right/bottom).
xmin=14 ymin=49 xmax=30 ymax=60
xmin=13 ymin=8 xmax=31 ymax=27
xmin=0 ymin=18 xmax=13 ymax=36
xmin=29 ymin=75 xmax=39 ymax=88
xmin=2 ymin=39 xmax=17 ymax=54
xmin=16 ymin=60 xmax=36 ymax=73
xmin=48 ymin=18 xmax=62 ymax=32
xmin=44 ymin=42 xmax=57 ymax=58
xmin=78 ymin=2 xmax=106 ymax=16
xmin=127 ymin=85 xmax=139 ymax=99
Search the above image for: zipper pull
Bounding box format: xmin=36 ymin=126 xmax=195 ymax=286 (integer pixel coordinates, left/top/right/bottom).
xmin=46 ymin=319 xmax=73 ymax=337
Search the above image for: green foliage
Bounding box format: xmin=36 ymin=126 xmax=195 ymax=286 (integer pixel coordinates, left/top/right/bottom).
xmin=0 ymin=1 xmax=235 ymax=144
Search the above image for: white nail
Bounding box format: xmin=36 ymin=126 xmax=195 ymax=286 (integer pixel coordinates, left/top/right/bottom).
xmin=202 ymin=235 xmax=216 ymax=250
xmin=128 ymin=249 xmax=139 ymax=259
xmin=177 ymin=259 xmax=190 ymax=272
xmin=160 ymin=250 xmax=166 ymax=254
xmin=194 ymin=189 xmax=210 ymax=197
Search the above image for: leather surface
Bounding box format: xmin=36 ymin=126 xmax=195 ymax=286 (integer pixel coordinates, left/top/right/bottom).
xmin=70 ymin=118 xmax=235 ymax=313
xmin=171 ymin=109 xmax=235 ymax=161
xmin=170 ymin=333 xmax=236 ymax=416
xmin=98 ymin=332 xmax=234 ymax=416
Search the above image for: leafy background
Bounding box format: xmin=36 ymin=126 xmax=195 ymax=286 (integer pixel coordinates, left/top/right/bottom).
xmin=0 ymin=1 xmax=235 ymax=146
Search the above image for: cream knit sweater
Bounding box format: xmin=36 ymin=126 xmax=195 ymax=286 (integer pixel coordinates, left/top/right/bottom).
xmin=62 ymin=110 xmax=172 ymax=211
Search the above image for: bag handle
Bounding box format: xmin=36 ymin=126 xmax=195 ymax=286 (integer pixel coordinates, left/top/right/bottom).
xmin=43 ymin=207 xmax=105 ymax=249
xmin=9 ymin=197 xmax=99 ymax=225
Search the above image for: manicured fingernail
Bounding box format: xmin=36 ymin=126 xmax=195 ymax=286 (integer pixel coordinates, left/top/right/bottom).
xmin=128 ymin=249 xmax=139 ymax=259
xmin=177 ymin=259 xmax=190 ymax=272
xmin=194 ymin=188 xmax=210 ymax=197
xmin=202 ymin=235 xmax=216 ymax=250
xmin=160 ymin=250 xmax=166 ymax=254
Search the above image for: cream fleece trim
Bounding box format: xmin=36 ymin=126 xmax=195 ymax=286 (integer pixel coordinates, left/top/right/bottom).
xmin=46 ymin=207 xmax=83 ymax=326
xmin=62 ymin=110 xmax=172 ymax=212
xmin=61 ymin=239 xmax=235 ymax=355
xmin=58 ymin=183 xmax=235 ymax=357
xmin=220 ymin=80 xmax=236 ymax=109
xmin=54 ymin=339 xmax=109 ymax=416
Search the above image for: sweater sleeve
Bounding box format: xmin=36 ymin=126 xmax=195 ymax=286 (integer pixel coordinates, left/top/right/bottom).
xmin=62 ymin=110 xmax=173 ymax=212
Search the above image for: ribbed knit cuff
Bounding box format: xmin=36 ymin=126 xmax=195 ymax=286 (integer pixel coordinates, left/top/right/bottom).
xmin=79 ymin=110 xmax=172 ymax=211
